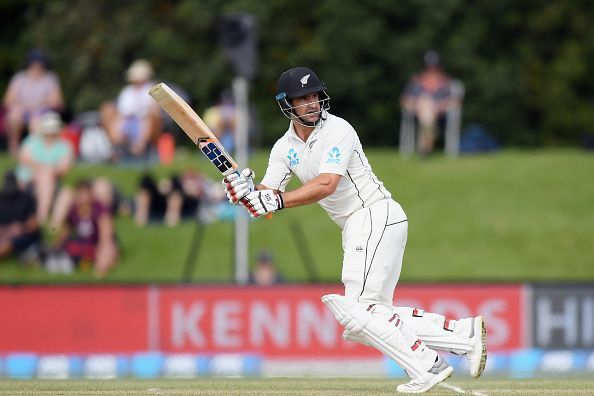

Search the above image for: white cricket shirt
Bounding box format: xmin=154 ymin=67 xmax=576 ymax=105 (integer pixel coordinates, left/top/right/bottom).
xmin=260 ymin=113 xmax=391 ymax=228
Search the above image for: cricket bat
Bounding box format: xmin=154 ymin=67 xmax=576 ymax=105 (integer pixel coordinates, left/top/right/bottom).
xmin=149 ymin=83 xmax=271 ymax=218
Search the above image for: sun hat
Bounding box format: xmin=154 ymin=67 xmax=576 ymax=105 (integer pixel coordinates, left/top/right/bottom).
xmin=126 ymin=59 xmax=153 ymax=83
xmin=37 ymin=111 xmax=63 ymax=136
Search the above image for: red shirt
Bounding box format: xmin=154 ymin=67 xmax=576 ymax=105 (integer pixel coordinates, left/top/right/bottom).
xmin=67 ymin=201 xmax=107 ymax=245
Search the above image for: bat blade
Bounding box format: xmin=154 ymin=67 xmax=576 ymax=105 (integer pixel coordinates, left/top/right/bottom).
xmin=149 ymin=82 xmax=272 ymax=219
xmin=149 ymin=82 xmax=237 ymax=176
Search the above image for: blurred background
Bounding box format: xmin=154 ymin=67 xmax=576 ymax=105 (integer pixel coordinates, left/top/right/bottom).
xmin=0 ymin=0 xmax=592 ymax=383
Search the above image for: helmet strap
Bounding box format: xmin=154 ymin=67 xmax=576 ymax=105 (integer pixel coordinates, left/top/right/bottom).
xmin=292 ymin=109 xmax=327 ymax=128
xmin=294 ymin=113 xmax=318 ymax=127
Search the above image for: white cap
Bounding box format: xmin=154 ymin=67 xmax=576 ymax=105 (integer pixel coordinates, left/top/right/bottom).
xmin=37 ymin=111 xmax=63 ymax=136
xmin=126 ymin=59 xmax=153 ymax=83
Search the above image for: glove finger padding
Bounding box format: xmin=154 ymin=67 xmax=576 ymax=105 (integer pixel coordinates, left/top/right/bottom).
xmin=223 ymin=168 xmax=255 ymax=204
xmin=232 ymin=186 xmax=252 ymax=203
xmin=227 ymin=177 xmax=248 ymax=189
xmin=243 ymin=201 xmax=260 ymax=217
xmin=244 ymin=190 xmax=284 ymax=217
xmin=223 ymin=172 xmax=239 ymax=184
xmin=240 ymin=168 xmax=255 ymax=179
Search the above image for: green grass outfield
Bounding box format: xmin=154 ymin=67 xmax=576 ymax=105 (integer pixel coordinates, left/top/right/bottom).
xmin=0 ymin=148 xmax=593 ymax=284
xmin=0 ymin=378 xmax=593 ymax=395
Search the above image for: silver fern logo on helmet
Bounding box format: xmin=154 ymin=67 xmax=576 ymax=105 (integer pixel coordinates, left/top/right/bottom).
xmin=300 ymin=74 xmax=311 ymax=86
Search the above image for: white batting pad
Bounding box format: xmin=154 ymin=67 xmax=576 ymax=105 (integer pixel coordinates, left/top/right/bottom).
xmin=322 ymin=295 xmax=438 ymax=379
xmin=321 ymin=294 xmax=371 ymax=334
xmin=342 ymin=328 xmax=369 ymax=346
xmin=390 ymin=307 xmax=474 ymax=355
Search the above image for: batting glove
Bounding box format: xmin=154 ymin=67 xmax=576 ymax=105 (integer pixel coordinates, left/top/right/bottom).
xmin=243 ymin=190 xmax=284 ymax=217
xmin=222 ymin=168 xmax=255 ymax=205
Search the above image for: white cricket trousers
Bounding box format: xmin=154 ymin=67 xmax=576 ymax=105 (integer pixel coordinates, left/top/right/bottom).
xmin=341 ymin=198 xmax=407 ymax=306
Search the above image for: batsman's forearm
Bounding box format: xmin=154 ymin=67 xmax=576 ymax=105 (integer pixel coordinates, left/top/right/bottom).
xmin=273 ymin=174 xmax=339 ymax=209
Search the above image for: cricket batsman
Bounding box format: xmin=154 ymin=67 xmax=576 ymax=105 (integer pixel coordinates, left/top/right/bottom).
xmin=223 ymin=67 xmax=487 ymax=393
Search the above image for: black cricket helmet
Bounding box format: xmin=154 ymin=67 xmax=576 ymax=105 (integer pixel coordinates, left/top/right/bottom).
xmin=275 ymin=67 xmax=330 ymax=125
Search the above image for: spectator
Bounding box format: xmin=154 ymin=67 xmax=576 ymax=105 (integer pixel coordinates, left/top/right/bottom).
xmin=249 ymin=250 xmax=284 ymax=286
xmin=203 ymin=89 xmax=236 ymax=152
xmin=135 ymin=169 xmax=205 ymax=227
xmin=49 ymin=176 xmax=122 ymax=232
xmin=100 ymin=59 xmax=162 ymax=159
xmin=0 ymin=170 xmax=41 ymax=261
xmin=52 ymin=179 xmax=118 ymax=277
xmin=400 ymin=50 xmax=459 ymax=156
xmin=2 ymin=49 xmax=64 ymax=156
xmin=16 ymin=111 xmax=74 ymax=224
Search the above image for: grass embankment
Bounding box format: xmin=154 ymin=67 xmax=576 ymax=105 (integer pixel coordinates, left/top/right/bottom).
xmin=0 ymin=148 xmax=592 ymax=284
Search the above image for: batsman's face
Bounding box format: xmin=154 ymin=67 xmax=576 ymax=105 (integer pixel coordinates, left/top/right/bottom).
xmin=292 ymin=93 xmax=321 ymax=123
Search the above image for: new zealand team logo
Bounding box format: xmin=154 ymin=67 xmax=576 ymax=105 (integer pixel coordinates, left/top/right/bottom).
xmin=326 ymin=146 xmax=341 ymax=164
xmin=300 ymin=74 xmax=311 ymax=87
xmin=287 ymin=148 xmax=300 ymax=166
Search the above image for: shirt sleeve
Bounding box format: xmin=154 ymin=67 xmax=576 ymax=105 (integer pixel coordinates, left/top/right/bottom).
xmin=95 ymin=201 xmax=109 ymax=218
xmin=117 ymin=86 xmax=137 ymax=116
xmin=47 ymin=72 xmax=61 ymax=90
xmin=50 ymin=140 xmax=72 ymax=165
xmin=404 ymin=78 xmax=423 ymax=97
xmin=318 ymin=123 xmax=356 ymax=176
xmin=260 ymin=140 xmax=293 ymax=192
xmin=6 ymin=72 xmax=22 ymax=93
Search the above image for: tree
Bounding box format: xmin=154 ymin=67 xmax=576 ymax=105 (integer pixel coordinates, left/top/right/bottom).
xmin=1 ymin=0 xmax=592 ymax=146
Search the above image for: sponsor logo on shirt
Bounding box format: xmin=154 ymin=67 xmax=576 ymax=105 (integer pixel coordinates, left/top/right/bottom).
xmin=287 ymin=148 xmax=300 ymax=166
xmin=326 ymin=146 xmax=341 ymax=164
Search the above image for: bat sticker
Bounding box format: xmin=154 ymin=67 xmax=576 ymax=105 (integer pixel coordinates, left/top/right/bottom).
xmin=199 ymin=139 xmax=234 ymax=174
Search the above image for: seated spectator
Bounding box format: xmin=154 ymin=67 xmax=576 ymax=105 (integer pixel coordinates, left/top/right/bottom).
xmin=16 ymin=111 xmax=73 ymax=224
xmin=52 ymin=179 xmax=118 ymax=277
xmin=76 ymin=111 xmax=114 ymax=164
xmin=400 ymin=50 xmax=460 ymax=156
xmin=100 ymin=59 xmax=162 ymax=160
xmin=135 ymin=169 xmax=205 ymax=227
xmin=0 ymin=170 xmax=41 ymax=261
xmin=2 ymin=49 xmax=64 ymax=156
xmin=249 ymin=250 xmax=285 ymax=286
xmin=49 ymin=176 xmax=123 ymax=232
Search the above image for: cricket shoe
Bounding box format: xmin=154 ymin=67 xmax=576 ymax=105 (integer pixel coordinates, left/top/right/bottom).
xmin=467 ymin=316 xmax=487 ymax=378
xmin=396 ymin=355 xmax=453 ymax=394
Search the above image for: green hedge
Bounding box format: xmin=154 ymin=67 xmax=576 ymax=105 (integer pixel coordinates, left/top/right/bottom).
xmin=1 ymin=1 xmax=593 ymax=146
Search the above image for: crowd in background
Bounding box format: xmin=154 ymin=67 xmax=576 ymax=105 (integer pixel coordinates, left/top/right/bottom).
xmin=0 ymin=48 xmax=466 ymax=280
xmin=0 ymin=50 xmax=241 ymax=278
